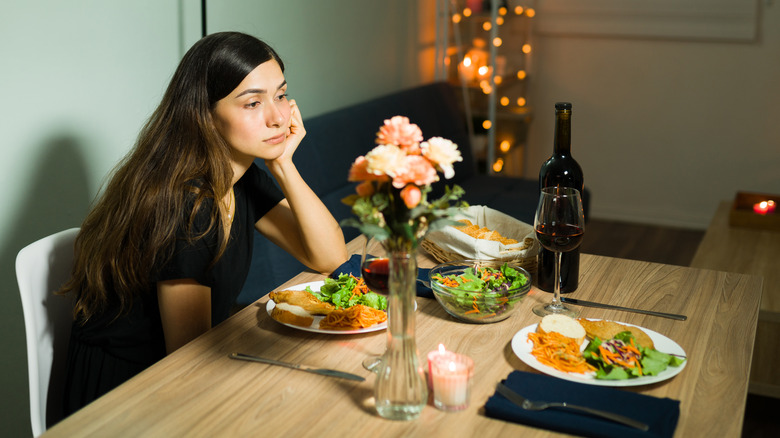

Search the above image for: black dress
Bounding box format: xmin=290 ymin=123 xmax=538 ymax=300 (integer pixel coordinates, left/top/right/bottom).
xmin=63 ymin=164 xmax=284 ymax=415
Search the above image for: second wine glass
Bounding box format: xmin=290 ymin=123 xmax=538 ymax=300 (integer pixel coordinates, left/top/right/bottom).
xmin=533 ymin=187 xmax=585 ymax=317
xmin=360 ymin=236 xmax=389 ymax=372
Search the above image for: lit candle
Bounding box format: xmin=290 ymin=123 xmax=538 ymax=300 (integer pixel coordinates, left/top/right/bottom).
xmin=753 ymin=200 xmax=776 ymax=215
xmin=427 ymin=344 xmax=474 ymax=411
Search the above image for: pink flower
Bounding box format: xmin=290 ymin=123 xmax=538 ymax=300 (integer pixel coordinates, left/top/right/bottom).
xmin=392 ymin=155 xmax=438 ymax=189
xmin=365 ymin=144 xmax=407 ymax=178
xmin=421 ymin=137 xmax=462 ymax=179
xmin=376 ymin=116 xmax=423 ymax=154
xmin=348 ymin=156 xmax=389 ymax=182
xmin=400 ymin=185 xmax=422 ymax=209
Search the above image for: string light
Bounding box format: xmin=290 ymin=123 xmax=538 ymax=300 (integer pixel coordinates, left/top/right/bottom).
xmin=514 ymin=6 xmax=524 ymax=15
xmin=496 ymin=16 xmax=504 ymax=25
xmin=517 ymin=97 xmax=526 ymax=107
xmin=483 ymin=21 xmax=492 ymax=31
xmin=522 ymin=43 xmax=532 ymax=54
xmin=482 ymin=120 xmax=492 ymax=130
xmin=452 ymin=13 xmax=462 ymax=24
xmin=499 ymin=140 xmax=511 ymax=152
xmin=500 ymin=96 xmax=509 ymax=106
xmin=463 ymin=7 xmax=472 ymax=17
xmin=493 ymin=37 xmax=503 ymax=47
xmin=517 ymin=70 xmax=527 ymax=80
xmin=492 ymin=158 xmax=504 ymax=173
xmin=526 ymin=8 xmax=536 ymax=18
xmin=494 ymin=75 xmax=503 ymax=85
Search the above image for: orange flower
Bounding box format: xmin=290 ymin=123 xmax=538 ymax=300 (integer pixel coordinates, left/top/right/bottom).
xmin=400 ymin=185 xmax=422 ymax=209
xmin=355 ymin=181 xmax=375 ymax=197
xmin=376 ymin=116 xmax=423 ymax=154
xmin=392 ymin=155 xmax=438 ymax=189
xmin=348 ymin=156 xmax=389 ymax=183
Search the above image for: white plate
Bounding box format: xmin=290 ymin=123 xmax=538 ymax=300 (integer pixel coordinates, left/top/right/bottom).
xmin=511 ymin=320 xmax=687 ymax=387
xmin=266 ymin=281 xmax=387 ymax=335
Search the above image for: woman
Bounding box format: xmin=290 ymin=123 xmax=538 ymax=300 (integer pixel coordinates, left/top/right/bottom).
xmin=59 ymin=32 xmax=347 ymax=414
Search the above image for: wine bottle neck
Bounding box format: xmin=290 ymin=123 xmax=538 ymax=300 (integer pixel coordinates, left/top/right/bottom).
xmin=553 ymin=110 xmax=571 ymax=154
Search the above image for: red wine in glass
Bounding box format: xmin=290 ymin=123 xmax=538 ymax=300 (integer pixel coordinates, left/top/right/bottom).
xmin=535 ymin=224 xmax=584 ymax=253
xmin=362 ymin=257 xmax=390 ymax=295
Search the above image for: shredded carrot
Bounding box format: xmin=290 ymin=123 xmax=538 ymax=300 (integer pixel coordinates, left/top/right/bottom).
xmin=319 ymin=304 xmax=387 ymax=330
xmin=528 ymin=331 xmax=596 ymax=374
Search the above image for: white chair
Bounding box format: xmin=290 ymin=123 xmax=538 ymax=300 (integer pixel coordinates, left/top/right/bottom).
xmin=16 ymin=228 xmax=79 ymax=437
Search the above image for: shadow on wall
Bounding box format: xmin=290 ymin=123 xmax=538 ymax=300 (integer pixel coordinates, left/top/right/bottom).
xmin=0 ymin=133 xmax=92 ymax=437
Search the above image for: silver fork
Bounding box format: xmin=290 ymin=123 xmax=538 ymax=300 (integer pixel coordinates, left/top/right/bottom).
xmin=496 ymin=382 xmax=649 ymax=431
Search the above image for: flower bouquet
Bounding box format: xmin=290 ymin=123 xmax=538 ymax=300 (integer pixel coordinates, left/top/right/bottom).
xmin=341 ymin=116 xmax=468 ymax=421
xmin=341 ymin=116 xmax=468 ymax=251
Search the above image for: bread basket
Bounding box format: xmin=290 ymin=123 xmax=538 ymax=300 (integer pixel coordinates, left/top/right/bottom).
xmin=421 ymin=205 xmax=539 ymax=274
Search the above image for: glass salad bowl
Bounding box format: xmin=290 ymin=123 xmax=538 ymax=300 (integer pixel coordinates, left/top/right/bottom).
xmin=428 ymin=260 xmax=531 ymax=323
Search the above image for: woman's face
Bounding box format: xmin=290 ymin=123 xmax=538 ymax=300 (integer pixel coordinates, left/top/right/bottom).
xmin=213 ymin=59 xmax=291 ymax=165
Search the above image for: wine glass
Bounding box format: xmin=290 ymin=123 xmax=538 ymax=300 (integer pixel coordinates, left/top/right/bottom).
xmin=361 ymin=236 xmax=390 ymax=295
xmin=360 ymin=236 xmax=389 ymax=372
xmin=533 ymin=187 xmax=585 ymax=317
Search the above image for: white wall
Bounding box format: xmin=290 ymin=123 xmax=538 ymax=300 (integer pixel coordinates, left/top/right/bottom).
xmin=0 ymin=1 xmax=433 ymax=436
xmin=526 ymin=2 xmax=780 ymax=229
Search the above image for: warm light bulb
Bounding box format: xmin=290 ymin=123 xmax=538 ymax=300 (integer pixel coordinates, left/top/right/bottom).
xmin=522 ymin=43 xmax=532 ymax=54
xmin=493 ymin=37 xmax=503 ymax=47
xmin=494 ymin=75 xmax=503 ymax=85
xmin=526 ymin=8 xmax=536 ymax=18
xmin=452 ymin=13 xmax=462 ymax=24
xmin=496 ymin=16 xmax=504 ymax=25
xmin=499 ymin=7 xmax=507 ymax=16
xmin=517 ymin=70 xmax=527 ymax=80
xmin=493 ymin=158 xmax=504 ymax=173
xmin=463 ymin=7 xmax=472 ymax=17
xmin=463 ymin=56 xmax=472 ymax=67
xmin=483 ymin=21 xmax=492 ymax=31
xmin=478 ymin=66 xmax=490 ymax=76
xmin=514 ymin=6 xmax=524 ymax=15
xmin=500 ymin=140 xmax=511 ymax=152
xmin=482 ymin=120 xmax=492 ymax=130
xmin=500 ymin=96 xmax=509 ymax=106
xmin=517 ymin=97 xmax=527 ymax=107
xmin=481 ymin=84 xmax=493 ymax=94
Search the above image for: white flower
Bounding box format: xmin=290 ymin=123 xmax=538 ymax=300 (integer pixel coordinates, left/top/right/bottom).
xmin=365 ymin=144 xmax=408 ymax=178
xmin=421 ymin=137 xmax=462 ymax=179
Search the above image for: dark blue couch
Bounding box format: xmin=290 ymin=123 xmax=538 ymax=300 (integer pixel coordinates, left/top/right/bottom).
xmin=237 ymin=82 xmax=582 ymax=305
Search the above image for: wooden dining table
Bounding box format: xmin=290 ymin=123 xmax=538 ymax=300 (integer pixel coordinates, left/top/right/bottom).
xmin=43 ymin=237 xmax=762 ymax=437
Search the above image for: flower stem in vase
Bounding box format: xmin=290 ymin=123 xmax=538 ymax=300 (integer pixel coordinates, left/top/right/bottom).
xmin=374 ymin=248 xmax=427 ymax=420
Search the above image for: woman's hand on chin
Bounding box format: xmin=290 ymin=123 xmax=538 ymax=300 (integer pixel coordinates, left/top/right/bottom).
xmin=266 ymin=99 xmax=305 ymax=169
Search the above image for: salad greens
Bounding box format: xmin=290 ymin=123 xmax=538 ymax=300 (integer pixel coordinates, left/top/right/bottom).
xmin=582 ymin=331 xmax=686 ymax=380
xmin=306 ymin=273 xmax=387 ymax=310
xmin=431 ymin=263 xmax=528 ymax=318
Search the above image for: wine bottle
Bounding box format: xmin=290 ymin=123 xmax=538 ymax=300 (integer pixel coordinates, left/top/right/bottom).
xmin=537 ymin=102 xmax=584 ymax=293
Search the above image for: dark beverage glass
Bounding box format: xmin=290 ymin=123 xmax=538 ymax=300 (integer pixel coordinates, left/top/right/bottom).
xmin=362 ymin=257 xmax=390 ymax=295
xmin=532 ymin=187 xmax=585 ymax=317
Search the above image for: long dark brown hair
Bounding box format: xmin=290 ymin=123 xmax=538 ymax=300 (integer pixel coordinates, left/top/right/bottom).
xmin=60 ymin=32 xmax=284 ymax=322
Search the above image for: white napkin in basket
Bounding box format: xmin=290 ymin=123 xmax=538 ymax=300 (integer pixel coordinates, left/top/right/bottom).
xmin=425 ymin=205 xmax=540 ymax=261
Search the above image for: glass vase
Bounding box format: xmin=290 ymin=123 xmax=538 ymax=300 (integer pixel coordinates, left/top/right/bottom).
xmin=374 ymin=248 xmax=427 ymax=420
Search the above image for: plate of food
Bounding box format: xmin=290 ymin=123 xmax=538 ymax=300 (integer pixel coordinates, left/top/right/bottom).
xmin=511 ymin=315 xmax=687 ymax=387
xmin=266 ymin=275 xmax=389 ymax=335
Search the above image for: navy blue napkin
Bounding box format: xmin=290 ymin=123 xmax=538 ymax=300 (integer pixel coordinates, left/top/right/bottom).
xmin=330 ymin=254 xmax=433 ymax=299
xmin=484 ymin=371 xmax=680 ymax=438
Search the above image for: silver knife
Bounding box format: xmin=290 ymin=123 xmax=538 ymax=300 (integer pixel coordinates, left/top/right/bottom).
xmin=561 ymin=297 xmax=687 ymax=321
xmin=496 ymin=382 xmax=649 ymax=431
xmin=229 ymin=353 xmax=365 ymax=382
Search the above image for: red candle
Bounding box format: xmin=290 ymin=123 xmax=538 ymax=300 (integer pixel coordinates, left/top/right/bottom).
xmin=753 ymin=200 xmax=776 ymax=215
